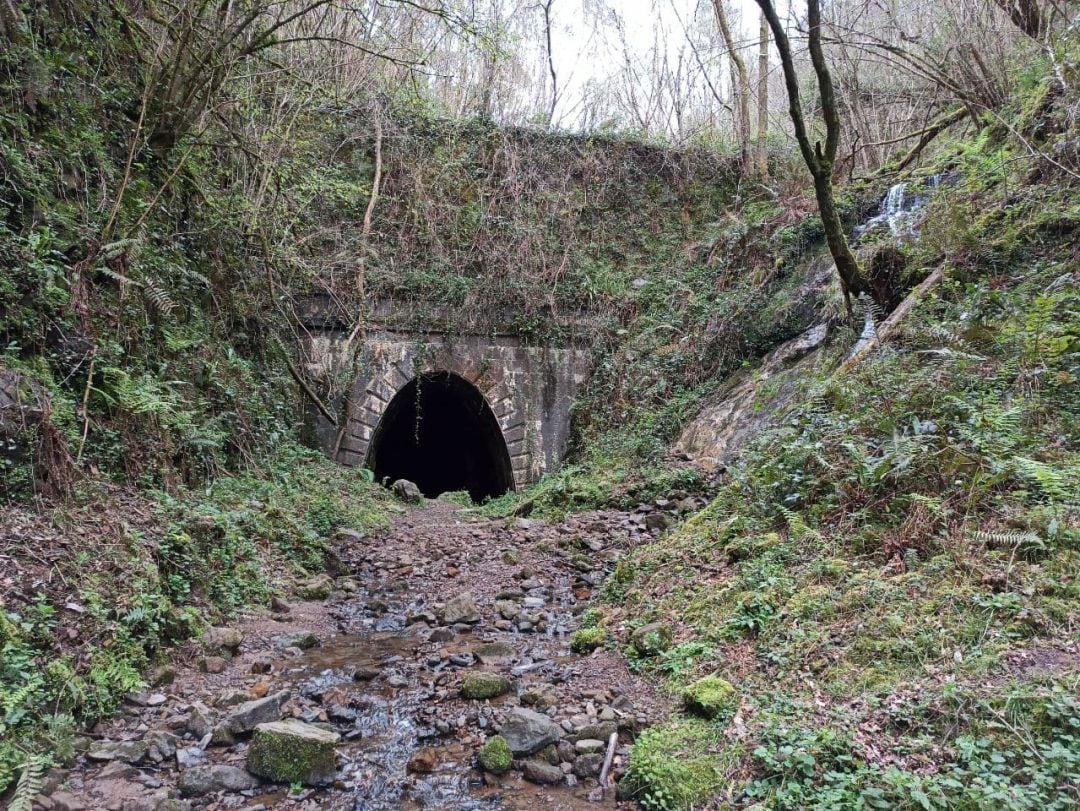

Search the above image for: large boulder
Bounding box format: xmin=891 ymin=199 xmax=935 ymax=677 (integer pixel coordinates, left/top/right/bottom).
xmin=499 ymin=707 xmax=560 ymax=755
xmin=247 ymin=720 xmax=340 ymax=786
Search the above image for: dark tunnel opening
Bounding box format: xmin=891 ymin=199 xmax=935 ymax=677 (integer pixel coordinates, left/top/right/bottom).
xmin=367 ymin=372 xmax=515 ymax=502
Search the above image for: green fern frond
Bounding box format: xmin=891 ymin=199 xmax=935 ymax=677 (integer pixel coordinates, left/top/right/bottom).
xmin=971 ymin=530 xmax=1044 ymax=551
xmin=143 ymin=283 xmax=177 ymax=317
xmin=1013 ymin=457 xmax=1078 ymax=503
xmin=8 ymin=755 xmax=46 ymax=811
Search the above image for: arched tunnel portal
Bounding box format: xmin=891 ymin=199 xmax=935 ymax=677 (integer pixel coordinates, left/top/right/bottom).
xmin=366 ymin=371 xmax=515 ymax=502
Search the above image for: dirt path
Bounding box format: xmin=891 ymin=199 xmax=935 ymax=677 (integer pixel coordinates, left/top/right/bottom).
xmin=42 ymin=499 xmax=672 ymax=811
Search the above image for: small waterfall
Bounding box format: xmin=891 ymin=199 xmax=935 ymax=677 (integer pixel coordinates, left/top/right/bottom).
xmin=853 ymin=173 xmax=952 ymax=243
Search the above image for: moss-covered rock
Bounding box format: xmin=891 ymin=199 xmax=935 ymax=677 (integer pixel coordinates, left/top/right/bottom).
xmin=478 ymin=735 xmax=513 ymax=774
xmin=570 ymin=626 xmax=606 ymax=653
xmin=461 ymin=671 xmax=512 ymax=699
xmin=681 ymin=675 xmax=737 ymax=720
xmin=296 ymin=574 xmax=334 ymax=600
xmin=247 ymin=720 xmax=340 ymax=785
xmin=631 ymin=622 xmax=672 ymax=656
xmin=620 ymin=720 xmax=723 ymax=809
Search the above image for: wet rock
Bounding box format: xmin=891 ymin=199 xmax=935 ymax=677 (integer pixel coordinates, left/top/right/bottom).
xmin=575 ymin=738 xmax=605 ymax=754
xmin=144 ymin=730 xmax=178 ymax=763
xmin=175 ymin=747 xmax=206 ymax=770
xmin=250 ymin=657 xmax=273 ymax=675
xmin=215 ymin=690 xmax=290 ymax=740
xmin=392 ymin=479 xmax=423 ymax=504
xmin=352 ymin=665 xmax=381 ymax=681
xmin=296 ymin=574 xmax=334 ymax=600
xmin=631 ymin=622 xmax=672 ymax=656
xmin=271 ymin=631 xmax=318 ymax=650
xmin=440 ymin=592 xmax=479 ymax=625
xmin=473 ymin=642 xmax=515 ymax=666
xmin=572 ymin=752 xmax=604 ymax=778
xmin=86 ymin=740 xmax=148 ymax=765
xmin=247 ymin=720 xmax=340 ymax=786
xmin=406 ymin=748 xmax=438 ymax=773
xmin=428 ymin=628 xmax=454 ymax=643
xmin=177 ymin=765 xmax=259 ymax=797
xmin=204 ymin=626 xmax=243 ymax=654
xmin=185 ymin=703 xmax=213 ymax=739
xmin=499 ymin=708 xmax=560 ymax=755
xmin=522 ymin=759 xmax=564 ymax=785
xmin=460 ymin=672 xmax=512 ymax=699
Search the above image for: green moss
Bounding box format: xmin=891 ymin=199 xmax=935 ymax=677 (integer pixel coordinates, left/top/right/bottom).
xmin=478 ymin=735 xmax=513 ymax=774
xmin=570 ymin=626 xmax=606 ymax=654
xmin=460 ymin=672 xmax=512 ymax=699
xmin=621 ymin=719 xmax=728 ymax=810
xmin=247 ymin=720 xmax=339 ymax=785
xmin=680 ymin=675 xmax=737 ymax=721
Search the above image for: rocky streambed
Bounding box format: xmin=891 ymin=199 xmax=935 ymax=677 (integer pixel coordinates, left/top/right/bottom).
xmin=35 ymin=498 xmax=698 ymax=811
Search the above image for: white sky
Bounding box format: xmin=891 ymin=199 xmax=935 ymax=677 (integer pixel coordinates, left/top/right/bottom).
xmin=546 ymin=0 xmax=766 ymax=128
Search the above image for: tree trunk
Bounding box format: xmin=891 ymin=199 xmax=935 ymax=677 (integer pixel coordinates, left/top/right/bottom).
xmin=755 ymin=0 xmax=869 ymax=311
xmin=712 ymin=0 xmax=751 ymax=175
xmin=993 ymin=0 xmax=1047 ymax=40
xmin=756 ymin=13 xmax=769 ymax=179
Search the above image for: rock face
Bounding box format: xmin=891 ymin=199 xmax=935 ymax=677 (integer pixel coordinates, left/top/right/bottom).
xmin=674 ymin=321 xmax=830 ymax=470
xmin=177 ymin=765 xmax=259 ymax=797
xmin=247 ymin=719 xmax=340 ymax=785
xmin=460 ymin=672 xmax=512 ymax=699
xmin=392 ymin=479 xmax=423 ymax=503
xmin=441 ymin=591 xmax=480 ymax=624
xmin=499 ymin=708 xmax=560 ymax=755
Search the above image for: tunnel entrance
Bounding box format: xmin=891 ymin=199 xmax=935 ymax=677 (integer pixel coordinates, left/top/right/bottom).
xmin=367 ymin=372 xmax=515 ymax=502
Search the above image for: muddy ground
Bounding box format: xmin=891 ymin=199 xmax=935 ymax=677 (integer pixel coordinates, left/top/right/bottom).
xmin=36 ymin=498 xmax=685 ymax=811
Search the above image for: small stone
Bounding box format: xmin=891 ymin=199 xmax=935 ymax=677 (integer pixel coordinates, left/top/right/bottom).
xmin=522 ymin=759 xmax=564 ymax=785
xmin=440 ymin=592 xmax=480 ymax=624
xmin=198 ymin=656 xmax=227 ymax=674
xmin=86 ymin=740 xmax=148 ymax=765
xmin=391 ymin=479 xmax=423 ymax=504
xmin=247 ymin=719 xmax=340 ymax=786
xmin=573 ymin=752 xmax=604 ymax=778
xmin=630 ymin=622 xmax=672 ymax=656
xmin=177 ymin=765 xmax=259 ymax=797
xmin=296 ymin=574 xmax=334 ymax=600
xmin=270 ymin=631 xmax=318 ymax=650
xmin=270 ymin=595 xmax=291 ymax=613
xmin=175 ymin=747 xmax=206 ymax=770
xmin=474 ymin=642 xmax=515 ymax=666
xmin=575 ymin=738 xmax=605 ymax=754
xmin=406 ymin=748 xmax=438 ymax=773
xmin=148 ymin=665 xmax=176 ymax=686
xmin=495 ymin=600 xmax=520 ymax=620
xmin=185 ymin=704 xmax=213 ymax=739
xmin=460 ymin=672 xmax=512 ymax=700
xmin=204 ymin=627 xmax=243 ymax=653
xmin=251 ymin=658 xmax=273 ymax=675
xmin=250 ymin=682 xmax=270 ymax=699
xmin=220 ymin=690 xmax=290 ymax=736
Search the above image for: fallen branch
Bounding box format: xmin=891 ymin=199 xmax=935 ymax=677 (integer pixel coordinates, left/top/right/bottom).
xmin=835 ymin=268 xmax=944 ymax=376
xmin=599 ymin=731 xmax=619 ymax=790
